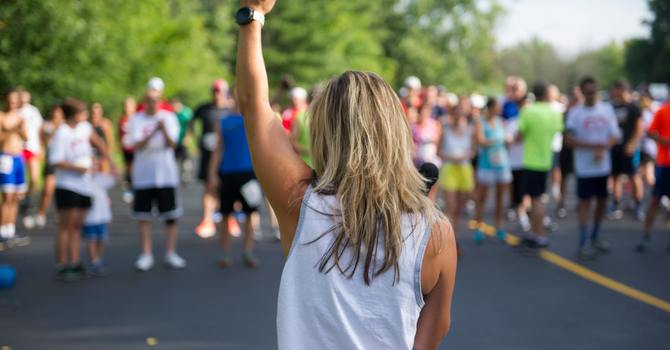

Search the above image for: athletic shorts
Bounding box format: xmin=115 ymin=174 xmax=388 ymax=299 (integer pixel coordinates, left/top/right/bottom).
xmin=511 ymin=169 xmax=525 ymax=206
xmin=477 ymin=167 xmax=512 ymax=186
xmin=522 ymin=169 xmax=548 ymax=198
xmin=122 ymin=150 xmax=134 ymax=165
xmin=0 ymin=154 xmax=27 ymax=193
xmin=611 ymin=145 xmax=636 ymax=176
xmin=439 ymin=163 xmax=474 ymax=192
xmin=576 ymin=176 xmax=608 ymax=200
xmin=219 ymin=172 xmax=260 ymax=215
xmin=55 ymin=188 xmax=92 ymax=210
xmin=559 ymin=146 xmax=574 ymax=175
xmin=82 ymin=223 xmax=108 ymax=241
xmin=132 ymin=187 xmax=182 ymax=220
xmin=653 ymin=166 xmax=670 ymax=198
xmin=640 ymin=152 xmax=654 ymax=164
xmin=198 ymin=149 xmax=212 ymax=182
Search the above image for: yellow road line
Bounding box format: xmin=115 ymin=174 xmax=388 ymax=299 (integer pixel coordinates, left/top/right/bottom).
xmin=469 ymin=220 xmax=670 ymax=313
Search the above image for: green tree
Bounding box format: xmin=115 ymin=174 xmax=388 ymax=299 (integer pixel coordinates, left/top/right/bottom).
xmin=624 ymin=0 xmax=670 ymax=84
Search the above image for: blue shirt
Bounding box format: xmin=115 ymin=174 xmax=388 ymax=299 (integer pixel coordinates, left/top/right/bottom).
xmin=219 ymin=114 xmax=254 ymax=174
xmin=502 ymin=100 xmax=520 ymax=120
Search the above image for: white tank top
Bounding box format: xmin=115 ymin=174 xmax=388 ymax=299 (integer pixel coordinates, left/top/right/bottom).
xmin=277 ymin=186 xmax=431 ymax=350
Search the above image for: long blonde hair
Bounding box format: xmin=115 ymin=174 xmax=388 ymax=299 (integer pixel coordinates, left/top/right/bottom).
xmin=309 ymin=71 xmax=441 ymax=285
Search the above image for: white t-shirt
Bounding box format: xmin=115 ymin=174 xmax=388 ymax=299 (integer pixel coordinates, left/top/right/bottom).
xmin=551 ymin=101 xmax=566 ymax=153
xmin=49 ymin=122 xmax=94 ymax=196
xmin=20 ymin=104 xmax=43 ymax=155
xmin=84 ymin=173 xmax=115 ymax=225
xmin=504 ymin=118 xmax=524 ymax=170
xmin=125 ymin=110 xmax=180 ymax=189
xmin=566 ymin=102 xmax=621 ymax=178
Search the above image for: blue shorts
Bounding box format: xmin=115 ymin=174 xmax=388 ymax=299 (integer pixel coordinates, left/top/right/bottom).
xmin=653 ymin=166 xmax=670 ymax=198
xmin=477 ymin=167 xmax=512 ymax=186
xmin=0 ymin=154 xmax=26 ymax=193
xmin=82 ymin=224 xmax=108 ymax=241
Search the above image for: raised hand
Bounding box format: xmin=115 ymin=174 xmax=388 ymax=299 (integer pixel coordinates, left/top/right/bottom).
xmin=240 ymin=0 xmax=277 ymax=14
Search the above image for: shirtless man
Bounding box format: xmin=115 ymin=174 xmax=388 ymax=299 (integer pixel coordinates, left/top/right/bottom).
xmin=0 ymin=89 xmax=28 ymax=243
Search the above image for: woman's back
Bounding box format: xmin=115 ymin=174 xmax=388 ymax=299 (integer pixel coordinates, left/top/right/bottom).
xmin=278 ymin=186 xmax=430 ymax=350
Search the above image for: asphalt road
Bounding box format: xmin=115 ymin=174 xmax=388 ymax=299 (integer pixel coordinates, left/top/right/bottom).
xmin=1 ymin=180 xmax=669 ymax=350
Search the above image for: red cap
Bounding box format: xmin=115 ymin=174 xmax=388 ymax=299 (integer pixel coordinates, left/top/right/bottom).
xmin=211 ymin=79 xmax=228 ymax=92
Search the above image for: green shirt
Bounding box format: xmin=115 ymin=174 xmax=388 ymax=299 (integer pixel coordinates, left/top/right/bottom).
xmin=175 ymin=105 xmax=193 ymax=146
xmin=518 ymin=102 xmax=563 ymax=171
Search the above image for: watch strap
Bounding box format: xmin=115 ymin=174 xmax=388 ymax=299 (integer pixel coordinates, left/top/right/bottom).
xmin=252 ymin=10 xmax=265 ymax=27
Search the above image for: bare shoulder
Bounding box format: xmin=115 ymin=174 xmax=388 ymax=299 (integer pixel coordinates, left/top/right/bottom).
xmin=421 ymin=218 xmax=457 ymax=296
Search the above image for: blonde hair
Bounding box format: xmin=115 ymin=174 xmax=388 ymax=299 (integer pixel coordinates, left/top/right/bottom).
xmin=308 ymin=71 xmax=442 ymax=285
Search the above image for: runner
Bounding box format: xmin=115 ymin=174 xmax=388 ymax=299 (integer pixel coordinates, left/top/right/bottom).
xmin=287 ymin=87 xmax=312 ymax=166
xmin=438 ymin=103 xmax=474 ymax=246
xmin=170 ymin=96 xmax=194 ymax=182
xmin=565 ymin=77 xmax=621 ymax=260
xmin=17 ymin=88 xmax=43 ymax=226
xmin=517 ymin=81 xmax=564 ymax=248
xmin=193 ymin=79 xmax=234 ymax=239
xmin=473 ymin=97 xmax=511 ymax=243
xmin=118 ymin=96 xmax=137 ymax=203
xmin=208 ymin=98 xmax=260 ymax=268
xmin=49 ymin=98 xmax=106 ymax=281
xmin=609 ymin=80 xmax=644 ymax=220
xmin=281 ymin=86 xmax=308 ymax=134
xmin=548 ymin=84 xmax=566 ymax=204
xmin=125 ymin=83 xmax=186 ymax=271
xmin=81 ymin=158 xmax=115 ymax=276
xmin=0 ymin=89 xmax=28 ymax=244
xmin=235 ymin=2 xmax=456 ymax=348
xmin=35 ymin=103 xmax=65 ymax=228
xmin=638 ymin=94 xmax=658 ymax=191
xmin=637 ymin=96 xmax=670 ymax=252
xmin=90 ymin=102 xmax=115 ymax=173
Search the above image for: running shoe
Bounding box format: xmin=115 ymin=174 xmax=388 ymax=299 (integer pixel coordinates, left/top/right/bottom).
xmin=635 ymin=205 xmax=646 ymax=221
xmin=195 ymin=222 xmax=216 ymax=239
xmin=242 ymin=251 xmax=259 ymax=268
xmin=89 ymin=262 xmax=109 ymax=277
xmin=592 ymin=239 xmax=610 ymax=254
xmin=505 ymin=208 xmax=517 ymax=222
xmin=61 ymin=264 xmax=87 ymax=282
xmin=577 ymin=246 xmax=597 ymax=260
xmin=35 ymin=215 xmax=47 ymax=228
xmin=135 ymin=253 xmax=155 ymax=271
xmin=122 ymin=190 xmax=134 ymax=204
xmin=495 ymin=229 xmax=506 ymax=242
xmin=23 ymin=215 xmax=36 ymax=230
xmin=607 ymin=204 xmax=623 ymax=220
xmin=164 ymin=251 xmax=187 ymax=269
xmin=536 ymin=236 xmax=550 ymax=248
xmin=519 ymin=213 xmax=531 ymax=232
xmin=473 ymin=229 xmax=485 ymax=245
xmin=218 ymin=251 xmax=233 ymax=268
xmin=556 ymin=206 xmax=567 ymax=219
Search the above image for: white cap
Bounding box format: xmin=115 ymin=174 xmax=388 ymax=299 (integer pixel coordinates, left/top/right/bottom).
xmin=290 ymin=87 xmax=308 ymax=100
xmin=470 ymin=94 xmax=486 ymax=109
xmin=147 ymin=77 xmax=165 ymax=92
xmin=404 ymin=76 xmax=422 ymax=90
xmin=446 ymin=92 xmax=458 ymax=106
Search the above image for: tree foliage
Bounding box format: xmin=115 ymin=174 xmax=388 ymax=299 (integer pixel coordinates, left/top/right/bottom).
xmin=624 ymin=0 xmax=670 ymax=84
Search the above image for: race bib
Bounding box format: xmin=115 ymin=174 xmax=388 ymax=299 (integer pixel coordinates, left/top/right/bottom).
xmin=202 ymin=132 xmax=218 ymax=151
xmin=489 ymin=148 xmax=506 ymax=167
xmin=0 ymin=155 xmax=13 ymax=175
xmin=241 ymin=179 xmax=263 ymax=207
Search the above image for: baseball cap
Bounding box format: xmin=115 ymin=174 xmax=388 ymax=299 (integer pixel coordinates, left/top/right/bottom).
xmin=404 ymin=76 xmax=422 ymax=90
xmin=147 ymin=77 xmax=165 ymax=92
xmin=290 ymin=87 xmax=308 ymax=100
xmin=211 ymin=79 xmax=229 ymax=92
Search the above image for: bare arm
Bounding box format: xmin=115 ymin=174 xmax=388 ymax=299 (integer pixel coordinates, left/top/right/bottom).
xmin=236 ymin=0 xmax=311 ymax=255
xmin=414 ymin=220 xmax=457 ymax=350
xmin=649 ymin=131 xmax=670 ymax=146
xmin=207 ymin=122 xmax=223 ymax=193
xmin=625 ymin=117 xmax=644 ymax=155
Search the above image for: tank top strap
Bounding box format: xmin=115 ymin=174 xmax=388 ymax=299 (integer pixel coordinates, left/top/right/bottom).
xmin=413 ymin=214 xmax=432 ymax=307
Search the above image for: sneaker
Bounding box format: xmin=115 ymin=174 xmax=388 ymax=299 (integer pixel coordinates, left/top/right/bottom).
xmin=592 ymin=239 xmax=610 ymax=254
xmin=607 ymin=206 xmax=623 ymax=220
xmin=543 ymin=216 xmax=558 ymax=232
xmin=635 ymin=206 xmax=646 ymax=221
xmin=218 ymin=251 xmax=233 ymax=268
xmin=89 ymin=262 xmax=109 ymax=277
xmin=556 ymin=206 xmax=567 ymax=219
xmin=465 ymin=200 xmax=475 ymax=217
xmin=536 ymin=236 xmax=550 ymax=248
xmin=11 ymin=232 xmax=31 ymax=247
xmin=195 ymin=222 xmax=216 ymax=239
xmin=577 ymin=246 xmax=597 ymax=260
xmin=506 ymin=208 xmax=517 ymax=222
xmin=241 ymin=251 xmax=259 ymax=268
xmin=23 ymin=215 xmax=36 ymax=230
xmin=60 ymin=264 xmax=86 ymax=282
xmin=135 ymin=253 xmax=155 ymax=271
xmin=520 ymin=236 xmax=539 ymax=248
xmin=495 ymin=229 xmax=506 ymax=242
xmin=635 ymin=240 xmax=649 ymax=253
xmin=35 ymin=215 xmax=47 ymax=228
xmin=164 ymin=251 xmax=187 ymax=269
xmin=473 ymin=229 xmax=485 ymax=245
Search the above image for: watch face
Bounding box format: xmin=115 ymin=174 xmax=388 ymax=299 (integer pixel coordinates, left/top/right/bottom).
xmin=236 ymin=7 xmax=253 ymax=24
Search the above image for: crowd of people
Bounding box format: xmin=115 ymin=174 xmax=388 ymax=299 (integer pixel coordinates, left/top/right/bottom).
xmin=0 ymin=72 xmax=669 ymax=281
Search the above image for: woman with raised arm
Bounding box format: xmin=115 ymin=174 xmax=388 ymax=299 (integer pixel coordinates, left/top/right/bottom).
xmin=235 ymin=1 xmax=456 ymax=349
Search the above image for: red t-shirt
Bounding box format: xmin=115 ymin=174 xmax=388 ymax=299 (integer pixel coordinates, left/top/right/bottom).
xmin=281 ymin=107 xmax=298 ymax=134
xmin=136 ymin=101 xmax=173 ymax=113
xmin=648 ymin=102 xmax=670 ymax=166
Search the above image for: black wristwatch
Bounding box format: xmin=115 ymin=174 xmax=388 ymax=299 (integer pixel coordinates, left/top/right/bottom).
xmin=235 ymin=7 xmax=265 ymax=27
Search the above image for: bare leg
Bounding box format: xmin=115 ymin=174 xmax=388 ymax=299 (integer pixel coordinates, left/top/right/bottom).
xmin=612 ymin=175 xmax=623 ymax=205
xmin=68 ymin=209 xmax=86 ymax=265
xmin=643 ymin=197 xmax=661 ymax=236
xmin=138 ymin=220 xmax=152 ymax=255
xmin=219 ymin=214 xmax=231 ymax=252
xmin=164 ymin=220 xmax=178 ymax=253
xmin=200 ymin=187 xmax=218 ymax=226
xmin=96 ymin=241 xmax=104 ymax=263
xmin=87 ymin=240 xmax=98 ymax=264
xmin=474 ymin=185 xmax=489 ymax=224
xmin=445 ymin=191 xmax=459 ymax=235
xmin=243 ymin=217 xmax=254 ymax=252
xmin=530 ymin=197 xmax=545 ymax=237
xmin=494 ymin=184 xmax=508 ymax=229
xmin=632 ymin=173 xmax=644 ymax=204
xmin=38 ymin=175 xmax=56 ymax=217
xmin=56 ymin=209 xmax=72 ymax=265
